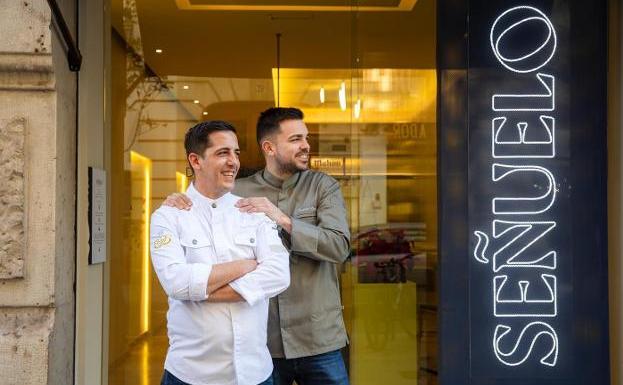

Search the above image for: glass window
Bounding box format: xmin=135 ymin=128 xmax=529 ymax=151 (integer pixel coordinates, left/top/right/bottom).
xmin=108 ymin=1 xmax=437 ymax=384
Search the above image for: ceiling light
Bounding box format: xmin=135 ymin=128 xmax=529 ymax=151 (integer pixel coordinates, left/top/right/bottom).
xmin=370 ymin=68 xmax=381 ymax=82
xmin=380 ymin=70 xmax=392 ymax=92
xmin=338 ymin=82 xmax=347 ymax=111
xmin=183 ymin=85 xmax=190 ymax=90
xmin=193 ymin=100 xmax=200 ymax=104
xmin=319 ymin=86 xmax=325 ymax=104
xmin=202 ymin=111 xmax=208 ymax=116
xmin=155 ymin=49 xmax=163 ymax=54
xmin=354 ymin=99 xmax=361 ymax=119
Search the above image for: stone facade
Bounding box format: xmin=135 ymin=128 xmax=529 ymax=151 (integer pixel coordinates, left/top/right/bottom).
xmin=0 ymin=117 xmax=25 ymax=279
xmin=0 ymin=0 xmax=76 ymax=384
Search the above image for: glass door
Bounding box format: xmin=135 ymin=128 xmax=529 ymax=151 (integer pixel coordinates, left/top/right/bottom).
xmin=108 ymin=0 xmax=437 ymax=384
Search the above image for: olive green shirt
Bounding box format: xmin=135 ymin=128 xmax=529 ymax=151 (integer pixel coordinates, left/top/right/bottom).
xmin=233 ymin=169 xmax=350 ymax=359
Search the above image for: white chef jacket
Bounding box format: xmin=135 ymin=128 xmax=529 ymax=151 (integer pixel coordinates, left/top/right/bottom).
xmin=150 ymin=183 xmax=290 ymax=385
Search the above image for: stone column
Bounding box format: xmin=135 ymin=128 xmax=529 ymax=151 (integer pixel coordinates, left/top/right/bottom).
xmin=0 ymin=1 xmax=76 ymax=384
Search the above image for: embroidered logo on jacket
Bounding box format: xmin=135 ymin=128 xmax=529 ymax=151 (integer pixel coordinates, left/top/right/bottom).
xmin=153 ymin=234 xmax=172 ymax=249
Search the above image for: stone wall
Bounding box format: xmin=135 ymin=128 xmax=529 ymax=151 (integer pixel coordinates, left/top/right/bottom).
xmin=0 ymin=116 xmax=25 ymax=279
xmin=0 ymin=0 xmax=76 ymax=384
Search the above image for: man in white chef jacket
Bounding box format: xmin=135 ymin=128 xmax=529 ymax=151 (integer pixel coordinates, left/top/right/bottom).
xmin=150 ymin=120 xmax=290 ymax=385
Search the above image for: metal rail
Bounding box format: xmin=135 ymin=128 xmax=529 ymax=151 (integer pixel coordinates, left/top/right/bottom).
xmin=47 ymin=0 xmax=82 ymax=71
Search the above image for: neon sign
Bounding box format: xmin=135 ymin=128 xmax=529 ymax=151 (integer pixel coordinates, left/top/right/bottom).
xmin=472 ymin=5 xmax=560 ymax=369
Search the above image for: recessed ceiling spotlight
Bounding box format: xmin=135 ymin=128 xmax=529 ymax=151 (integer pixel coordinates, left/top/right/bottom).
xmin=193 ymin=100 xmax=200 ymax=104
xmin=155 ymin=49 xmax=163 ymax=54
xmin=183 ymin=85 xmax=190 ymax=90
xmin=338 ymin=82 xmax=347 ymax=111
xmin=202 ymin=111 xmax=208 ymax=116
xmin=354 ymin=99 xmax=362 ymax=119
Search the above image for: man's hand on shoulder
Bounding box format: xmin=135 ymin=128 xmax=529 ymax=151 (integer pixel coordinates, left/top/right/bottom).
xmin=163 ymin=192 xmax=192 ymax=210
xmin=235 ymin=197 xmax=292 ymax=233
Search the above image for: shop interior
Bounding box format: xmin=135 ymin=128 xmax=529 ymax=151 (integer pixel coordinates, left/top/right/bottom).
xmin=108 ymin=0 xmax=438 ymax=384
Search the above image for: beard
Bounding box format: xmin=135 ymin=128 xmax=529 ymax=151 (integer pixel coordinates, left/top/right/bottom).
xmin=275 ymin=151 xmax=309 ymax=175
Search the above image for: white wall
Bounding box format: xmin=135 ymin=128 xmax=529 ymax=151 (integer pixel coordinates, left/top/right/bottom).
xmin=74 ymin=0 xmax=109 ymax=384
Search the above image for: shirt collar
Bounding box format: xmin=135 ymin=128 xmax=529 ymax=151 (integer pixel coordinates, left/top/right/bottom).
xmin=261 ymin=169 xmax=302 ymax=190
xmin=186 ymin=182 xmax=232 ymax=206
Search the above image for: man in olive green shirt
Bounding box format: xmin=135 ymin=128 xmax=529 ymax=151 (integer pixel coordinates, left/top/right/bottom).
xmin=165 ymin=107 xmax=351 ymax=385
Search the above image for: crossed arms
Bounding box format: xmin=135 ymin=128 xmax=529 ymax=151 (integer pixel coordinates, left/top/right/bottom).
xmin=150 ymin=211 xmax=290 ymax=305
xmin=205 ymin=260 xmax=257 ymax=302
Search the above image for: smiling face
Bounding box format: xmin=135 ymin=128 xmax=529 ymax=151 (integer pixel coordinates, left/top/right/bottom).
xmin=266 ymin=119 xmax=310 ymax=178
xmin=188 ymin=130 xmax=240 ymax=199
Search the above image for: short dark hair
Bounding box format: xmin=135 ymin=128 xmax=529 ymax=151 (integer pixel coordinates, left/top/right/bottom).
xmin=184 ymin=120 xmax=237 ymax=158
xmin=256 ymin=107 xmax=304 ymax=144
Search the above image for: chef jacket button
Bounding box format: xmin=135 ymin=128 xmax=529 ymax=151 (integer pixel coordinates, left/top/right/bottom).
xmin=250 ymin=238 xmax=255 ymax=244
xmin=211 ymin=203 xmax=217 ymax=208
xmin=192 ymin=239 xmax=197 ymax=245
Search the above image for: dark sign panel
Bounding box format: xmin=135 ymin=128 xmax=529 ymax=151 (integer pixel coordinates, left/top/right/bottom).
xmin=439 ymin=1 xmax=609 ymax=384
xmin=469 ymin=3 xmax=571 ymax=378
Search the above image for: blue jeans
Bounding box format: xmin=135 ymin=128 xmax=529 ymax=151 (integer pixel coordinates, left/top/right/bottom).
xmin=161 ymin=370 xmax=189 ymax=385
xmin=271 ymin=350 xmax=350 ymax=385
xmin=162 ymin=370 xmax=274 ymax=385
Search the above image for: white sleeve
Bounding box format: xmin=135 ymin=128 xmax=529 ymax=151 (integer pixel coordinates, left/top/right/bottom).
xmin=229 ymin=219 xmax=290 ymax=306
xmin=150 ymin=210 xmax=212 ymax=301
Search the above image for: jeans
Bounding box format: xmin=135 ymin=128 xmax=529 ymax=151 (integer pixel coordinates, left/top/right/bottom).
xmin=271 ymin=350 xmax=350 ymax=385
xmin=161 ymin=370 xmax=189 ymax=385
xmin=259 ymin=375 xmax=274 ymax=385
xmin=161 ymin=370 xmax=275 ymax=385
